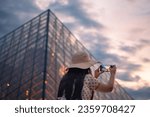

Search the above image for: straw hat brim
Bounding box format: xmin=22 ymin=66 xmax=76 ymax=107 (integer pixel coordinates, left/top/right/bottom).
xmin=68 ymin=60 xmax=97 ymax=69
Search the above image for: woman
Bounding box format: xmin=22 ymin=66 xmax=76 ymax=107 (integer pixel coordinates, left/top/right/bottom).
xmin=57 ymin=51 xmax=116 ymax=100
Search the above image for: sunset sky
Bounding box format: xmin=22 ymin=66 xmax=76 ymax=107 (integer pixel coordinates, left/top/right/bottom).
xmin=0 ymin=0 xmax=150 ymax=99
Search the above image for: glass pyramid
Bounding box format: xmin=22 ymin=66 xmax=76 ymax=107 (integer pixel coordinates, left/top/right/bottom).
xmin=0 ymin=10 xmax=132 ymax=100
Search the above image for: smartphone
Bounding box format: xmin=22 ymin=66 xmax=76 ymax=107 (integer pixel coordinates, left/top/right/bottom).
xmin=99 ymin=65 xmax=114 ymax=72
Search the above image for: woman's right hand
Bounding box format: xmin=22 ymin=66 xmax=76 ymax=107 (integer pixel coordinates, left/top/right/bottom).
xmin=110 ymin=65 xmax=117 ymax=75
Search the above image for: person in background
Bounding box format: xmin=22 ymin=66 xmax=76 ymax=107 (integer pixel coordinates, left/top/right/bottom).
xmin=57 ymin=51 xmax=116 ymax=100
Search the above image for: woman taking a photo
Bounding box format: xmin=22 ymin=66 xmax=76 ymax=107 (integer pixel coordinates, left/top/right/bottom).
xmin=57 ymin=51 xmax=116 ymax=100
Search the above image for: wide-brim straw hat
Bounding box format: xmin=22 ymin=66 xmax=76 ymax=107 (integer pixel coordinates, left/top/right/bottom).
xmin=68 ymin=51 xmax=98 ymax=69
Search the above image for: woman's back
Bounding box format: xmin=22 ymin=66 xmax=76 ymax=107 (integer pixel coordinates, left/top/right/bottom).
xmin=57 ymin=68 xmax=89 ymax=100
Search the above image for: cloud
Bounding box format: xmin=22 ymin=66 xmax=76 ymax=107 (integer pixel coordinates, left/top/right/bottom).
xmin=34 ymin=0 xmax=55 ymax=10
xmin=140 ymin=38 xmax=150 ymax=45
xmin=126 ymin=0 xmax=137 ymax=3
xmin=78 ymin=32 xmax=121 ymax=64
xmin=141 ymin=10 xmax=150 ymax=15
xmin=117 ymin=71 xmax=141 ymax=81
xmin=0 ymin=9 xmax=19 ymax=37
xmin=142 ymin=58 xmax=150 ymax=63
xmin=119 ymin=38 xmax=150 ymax=54
xmin=125 ymin=86 xmax=150 ymax=100
xmin=0 ymin=0 xmax=39 ymax=37
xmin=49 ymin=0 xmax=104 ymax=28
xmin=120 ymin=46 xmax=137 ymax=54
xmin=124 ymin=63 xmax=141 ymax=71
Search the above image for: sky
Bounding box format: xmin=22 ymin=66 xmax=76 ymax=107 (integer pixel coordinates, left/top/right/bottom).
xmin=0 ymin=0 xmax=150 ymax=99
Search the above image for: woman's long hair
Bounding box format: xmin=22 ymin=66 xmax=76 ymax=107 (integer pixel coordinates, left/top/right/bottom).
xmin=57 ymin=68 xmax=89 ymax=100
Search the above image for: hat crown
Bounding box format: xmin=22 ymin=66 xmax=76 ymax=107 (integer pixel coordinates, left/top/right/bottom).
xmin=71 ymin=52 xmax=91 ymax=64
xmin=68 ymin=52 xmax=97 ymax=69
